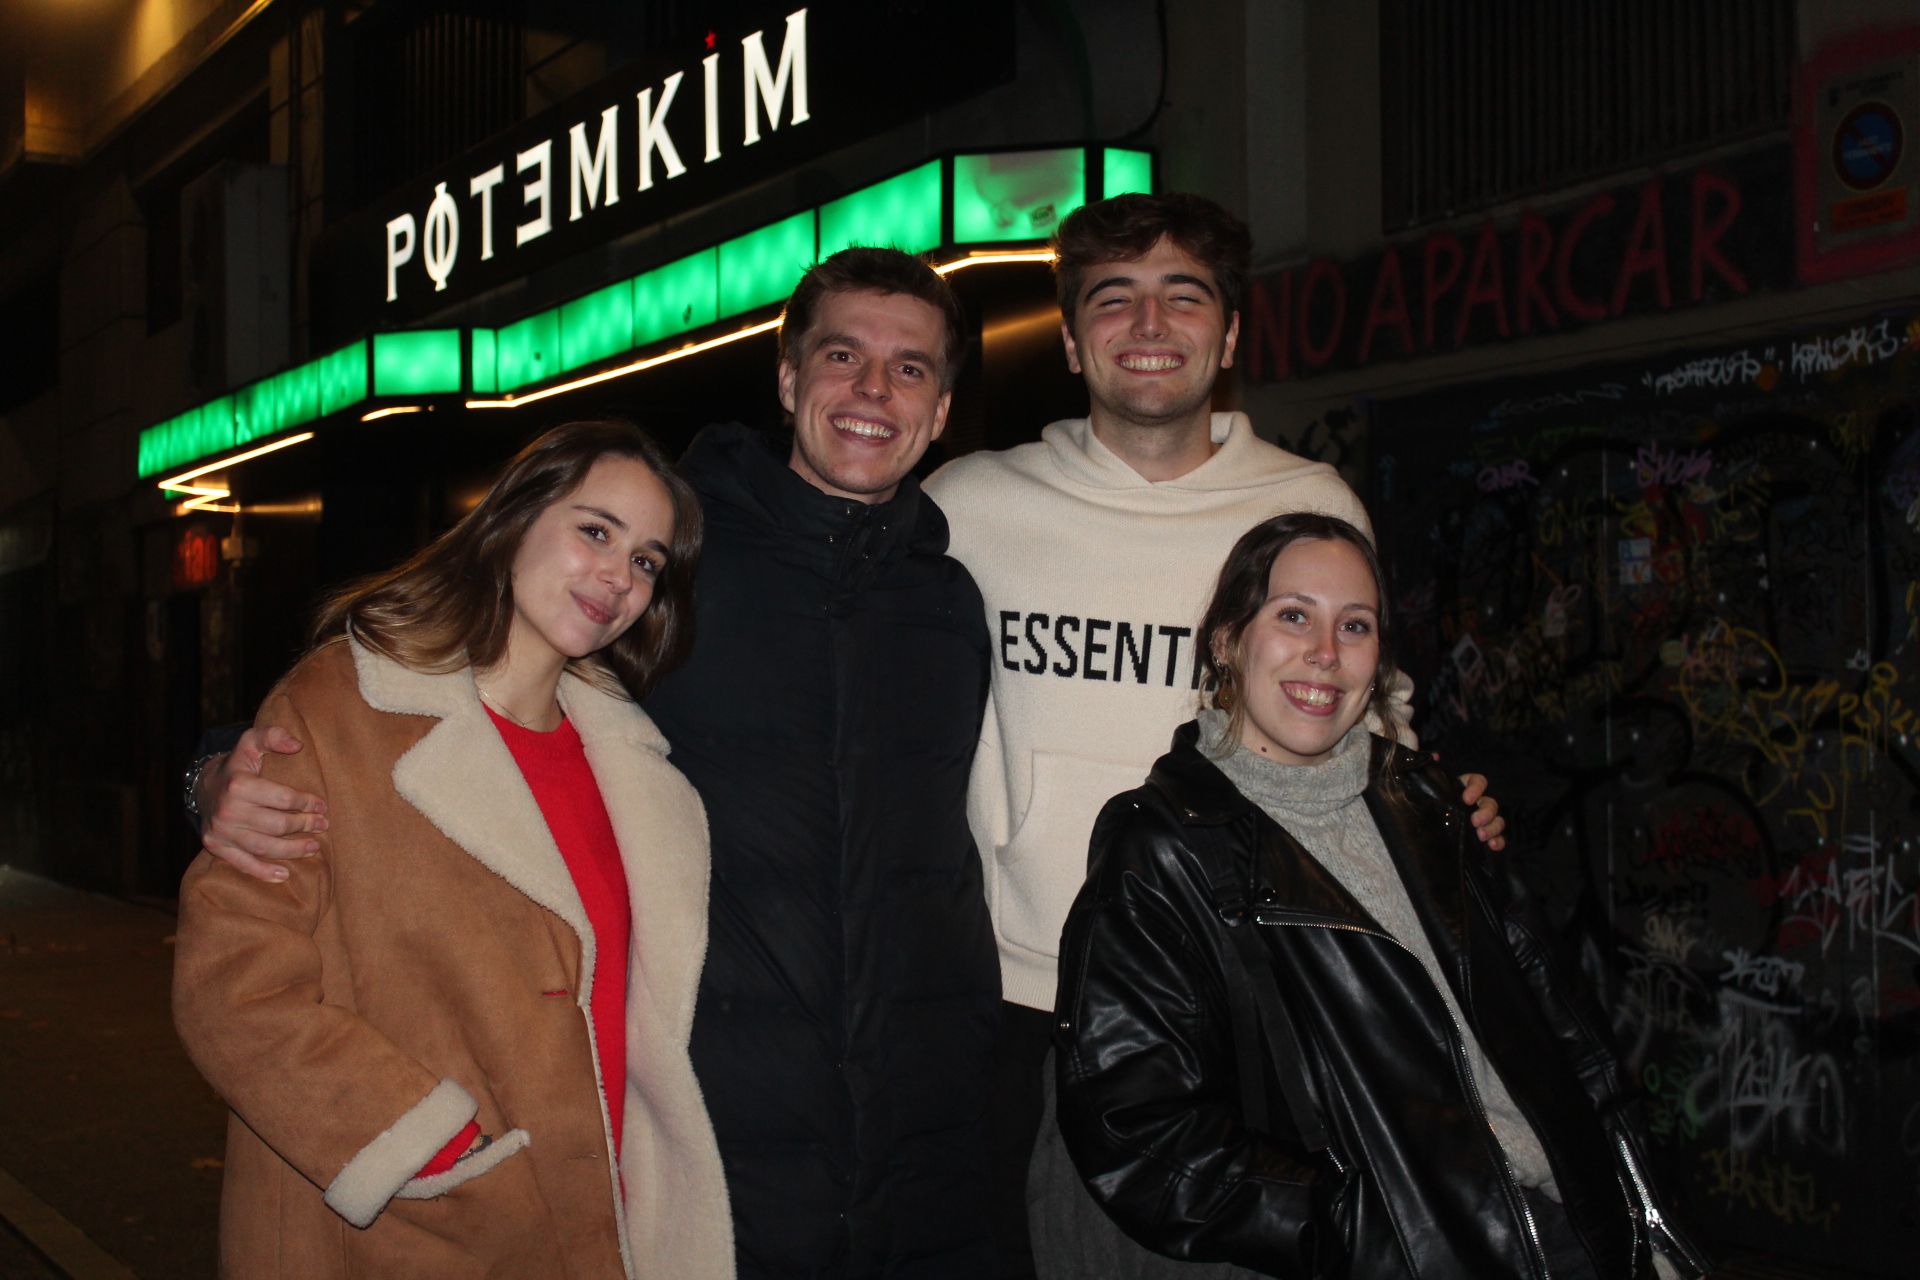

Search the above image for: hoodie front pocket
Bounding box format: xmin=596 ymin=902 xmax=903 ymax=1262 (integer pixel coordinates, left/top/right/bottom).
xmin=993 ymin=751 xmax=1150 ymax=961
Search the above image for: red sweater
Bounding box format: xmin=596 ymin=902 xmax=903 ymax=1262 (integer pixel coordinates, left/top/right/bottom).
xmin=484 ymin=706 xmax=632 ymax=1157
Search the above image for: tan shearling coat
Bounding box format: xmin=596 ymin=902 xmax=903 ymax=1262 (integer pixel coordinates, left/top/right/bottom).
xmin=173 ymin=636 xmax=733 ymax=1278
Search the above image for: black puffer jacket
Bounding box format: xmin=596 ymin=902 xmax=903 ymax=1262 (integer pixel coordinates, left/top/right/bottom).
xmin=646 ymin=424 xmax=998 ymax=1279
xmin=1054 ymin=723 xmax=1709 ymax=1280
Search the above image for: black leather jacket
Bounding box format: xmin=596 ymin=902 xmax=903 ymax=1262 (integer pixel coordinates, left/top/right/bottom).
xmin=1054 ymin=723 xmax=1709 ymax=1280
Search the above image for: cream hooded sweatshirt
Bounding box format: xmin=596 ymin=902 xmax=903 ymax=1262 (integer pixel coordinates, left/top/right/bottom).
xmin=927 ymin=412 xmax=1413 ymax=1010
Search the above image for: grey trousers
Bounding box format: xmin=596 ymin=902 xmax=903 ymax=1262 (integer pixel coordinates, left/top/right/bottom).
xmin=1028 ymin=1047 xmax=1271 ymax=1280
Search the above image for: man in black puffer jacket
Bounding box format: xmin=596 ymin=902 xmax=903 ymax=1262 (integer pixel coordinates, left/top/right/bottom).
xmin=644 ymin=249 xmax=998 ymax=1279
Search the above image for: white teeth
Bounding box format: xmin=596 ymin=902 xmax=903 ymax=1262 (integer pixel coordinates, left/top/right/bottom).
xmin=832 ymin=417 xmax=895 ymax=439
xmin=1284 ymin=683 xmax=1336 ymax=706
xmin=1118 ymin=354 xmax=1182 ymax=371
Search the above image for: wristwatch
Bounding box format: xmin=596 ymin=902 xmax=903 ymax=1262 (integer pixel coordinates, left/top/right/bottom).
xmin=183 ymin=753 xmax=215 ymax=824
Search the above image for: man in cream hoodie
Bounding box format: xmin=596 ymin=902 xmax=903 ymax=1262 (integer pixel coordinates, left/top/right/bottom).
xmin=924 ymin=193 xmax=1501 ymax=1278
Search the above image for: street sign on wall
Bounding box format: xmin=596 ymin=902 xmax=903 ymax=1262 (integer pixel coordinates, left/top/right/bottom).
xmin=1244 ymin=149 xmax=1793 ymax=384
xmin=1798 ymin=26 xmax=1920 ymax=282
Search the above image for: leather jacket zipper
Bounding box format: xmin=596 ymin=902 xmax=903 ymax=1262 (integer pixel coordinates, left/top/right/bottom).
xmin=1612 ymin=1163 xmax=1646 ymax=1264
xmin=1614 ymin=1129 xmax=1706 ymax=1273
xmin=1252 ymin=913 xmax=1554 ymax=1280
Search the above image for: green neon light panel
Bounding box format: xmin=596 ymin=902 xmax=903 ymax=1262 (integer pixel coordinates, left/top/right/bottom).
xmin=318 ymin=342 xmax=369 ymax=416
xmin=953 ymin=149 xmax=1086 ymax=243
xmin=819 ymin=162 xmax=942 ymax=258
xmin=139 ymin=401 xmax=236 ymax=478
xmin=1103 ymin=149 xmax=1153 ymax=199
xmin=495 ymin=311 xmax=562 ymax=393
xmin=235 ymin=362 xmax=317 ymax=446
xmin=559 ymin=283 xmax=636 ymax=374
xmin=373 ymin=331 xmax=463 ymax=396
xmin=634 ymin=250 xmax=719 ymax=349
xmin=718 ymin=213 xmax=816 ymax=318
xmin=471 ymin=330 xmax=498 ymax=394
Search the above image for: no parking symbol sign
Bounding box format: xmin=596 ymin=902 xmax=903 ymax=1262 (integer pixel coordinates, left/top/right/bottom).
xmin=1833 ymin=102 xmax=1903 ymax=192
xmin=1798 ymin=29 xmax=1920 ymax=280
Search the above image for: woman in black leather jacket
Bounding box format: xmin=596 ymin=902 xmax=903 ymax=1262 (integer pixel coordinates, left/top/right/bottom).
xmin=1053 ymin=513 xmax=1709 ymax=1280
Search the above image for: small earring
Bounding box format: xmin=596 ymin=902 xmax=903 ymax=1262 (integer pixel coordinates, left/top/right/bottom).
xmin=1212 ymin=663 xmax=1235 ymax=711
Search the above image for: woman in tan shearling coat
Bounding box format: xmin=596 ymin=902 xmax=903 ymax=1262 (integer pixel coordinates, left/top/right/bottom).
xmin=173 ymin=421 xmax=733 ymax=1279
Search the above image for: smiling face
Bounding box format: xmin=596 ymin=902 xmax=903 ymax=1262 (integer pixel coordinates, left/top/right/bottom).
xmin=1220 ymin=536 xmax=1382 ymax=765
xmin=779 ymin=287 xmax=953 ymax=504
xmin=1062 ymin=234 xmax=1241 ymax=439
xmin=507 ymin=454 xmax=677 ymax=672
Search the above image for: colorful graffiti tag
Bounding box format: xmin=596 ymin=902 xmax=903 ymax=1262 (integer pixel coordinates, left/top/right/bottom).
xmin=1373 ymin=310 xmax=1920 ymax=1277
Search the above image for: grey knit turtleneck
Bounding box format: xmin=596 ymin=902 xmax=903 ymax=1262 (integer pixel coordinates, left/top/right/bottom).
xmin=1198 ymin=710 xmax=1560 ymax=1201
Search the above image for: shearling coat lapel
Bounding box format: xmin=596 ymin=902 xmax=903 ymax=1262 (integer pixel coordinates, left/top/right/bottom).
xmin=563 ymin=669 xmax=708 ymax=1047
xmin=349 ymin=637 xmax=597 ymax=989
xmin=350 ymin=635 xmax=709 ymax=1047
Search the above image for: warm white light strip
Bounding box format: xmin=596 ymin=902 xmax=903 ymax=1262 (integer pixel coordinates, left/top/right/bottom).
xmin=158 ymin=432 xmax=317 ymax=489
xmin=467 ymin=318 xmax=785 ymax=410
xmin=174 ymin=487 xmax=235 ymax=515
xmin=157 ymin=431 xmax=316 ymax=516
xmin=467 ymin=249 xmax=1057 ymax=410
xmin=362 ymin=404 xmax=427 ymax=422
xmin=197 ymin=0 xmax=279 ymax=69
xmin=934 ymin=249 xmax=1059 ymax=275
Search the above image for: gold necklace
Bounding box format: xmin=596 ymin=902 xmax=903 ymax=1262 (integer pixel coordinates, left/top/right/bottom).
xmin=477 ymin=684 xmax=554 ymax=730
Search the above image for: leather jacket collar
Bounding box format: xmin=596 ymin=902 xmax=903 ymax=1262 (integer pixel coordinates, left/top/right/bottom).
xmin=1148 ymin=719 xmax=1486 ymax=998
xmin=1142 ymin=718 xmax=1254 ymax=826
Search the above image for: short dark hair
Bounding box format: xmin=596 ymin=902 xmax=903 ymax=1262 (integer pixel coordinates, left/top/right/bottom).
xmin=779 ymin=246 xmax=969 ymax=389
xmin=312 ymin=419 xmax=703 ymax=700
xmin=1198 ymin=512 xmax=1399 ymax=753
xmin=1052 ymin=193 xmax=1253 ymax=333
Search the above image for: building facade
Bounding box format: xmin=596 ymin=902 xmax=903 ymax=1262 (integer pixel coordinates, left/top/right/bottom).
xmin=1226 ymin=6 xmax=1918 ymax=1277
xmin=1 ymin=3 xmax=1915 ymax=1275
xmin=0 ymin=0 xmax=1178 ymax=894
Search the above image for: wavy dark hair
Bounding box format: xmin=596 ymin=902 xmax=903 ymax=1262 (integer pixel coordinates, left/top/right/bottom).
xmin=311 ymin=419 xmax=703 ymax=699
xmin=1052 ymin=192 xmax=1253 ymax=333
xmin=1198 ymin=512 xmax=1399 ymax=756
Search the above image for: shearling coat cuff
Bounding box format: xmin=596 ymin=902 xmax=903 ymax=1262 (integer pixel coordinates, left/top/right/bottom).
xmin=395 ymin=1128 xmax=532 ymax=1200
xmin=323 ymin=1078 xmax=478 ymax=1227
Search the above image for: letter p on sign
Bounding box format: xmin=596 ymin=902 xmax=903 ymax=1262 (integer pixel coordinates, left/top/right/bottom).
xmin=386 ymin=214 xmax=417 ymax=303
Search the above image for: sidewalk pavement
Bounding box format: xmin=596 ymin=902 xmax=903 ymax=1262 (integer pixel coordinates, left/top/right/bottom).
xmin=0 ymin=866 xmax=223 ymax=1279
xmin=0 ymin=865 xmax=1878 ymax=1280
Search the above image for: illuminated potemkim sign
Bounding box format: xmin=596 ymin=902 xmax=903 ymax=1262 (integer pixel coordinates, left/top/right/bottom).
xmin=382 ymin=9 xmax=811 ymax=305
xmin=310 ymin=2 xmax=1015 ymax=335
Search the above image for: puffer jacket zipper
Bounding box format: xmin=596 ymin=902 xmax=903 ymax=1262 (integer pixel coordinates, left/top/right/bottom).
xmin=1250 ymin=911 xmax=1554 ymax=1280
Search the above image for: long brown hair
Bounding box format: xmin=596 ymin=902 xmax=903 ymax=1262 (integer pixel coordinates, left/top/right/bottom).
xmin=311 ymin=419 xmax=703 ymax=699
xmin=1197 ymin=512 xmax=1400 ymax=755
